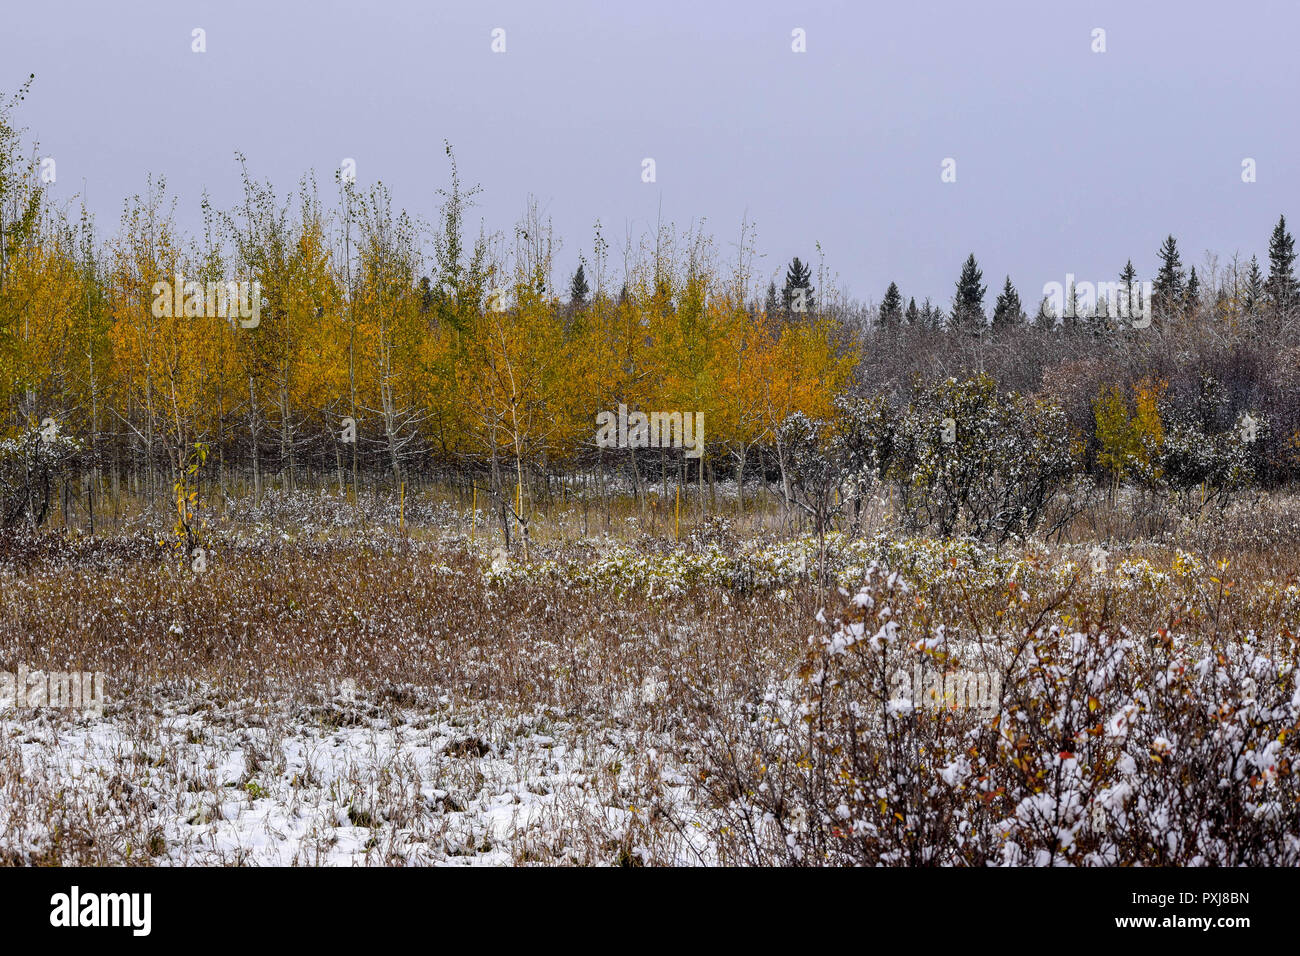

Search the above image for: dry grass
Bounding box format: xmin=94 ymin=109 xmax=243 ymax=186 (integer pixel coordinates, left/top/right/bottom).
xmin=1 ymin=485 xmax=1298 ymax=864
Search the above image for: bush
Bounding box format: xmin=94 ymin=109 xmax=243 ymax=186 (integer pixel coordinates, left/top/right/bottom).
xmin=0 ymin=424 xmax=81 ymax=528
xmin=697 ymin=565 xmax=1300 ymax=865
xmin=890 ymin=376 xmax=1082 ymax=543
xmin=1157 ymin=376 xmax=1261 ymax=510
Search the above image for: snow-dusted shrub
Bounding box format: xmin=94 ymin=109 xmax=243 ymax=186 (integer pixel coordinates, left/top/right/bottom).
xmin=890 ymin=376 xmax=1083 ymax=543
xmin=0 ymin=425 xmax=81 ymax=528
xmin=1157 ymin=376 xmax=1261 ymax=511
xmin=831 ymin=394 xmax=894 ymax=535
xmin=697 ymin=565 xmax=1300 ymax=865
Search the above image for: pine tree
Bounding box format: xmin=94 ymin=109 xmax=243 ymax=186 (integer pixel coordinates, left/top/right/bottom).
xmin=782 ymin=257 xmax=815 ymax=316
xmin=1244 ymin=254 xmax=1265 ymax=314
xmin=1265 ymin=214 xmax=1297 ymax=316
xmin=1118 ymin=260 xmax=1138 ymax=322
xmin=880 ymin=281 xmax=903 ymax=329
xmin=569 ymin=263 xmax=589 ymax=307
xmin=1153 ymin=235 xmax=1185 ymax=317
xmin=904 ymin=296 xmax=919 ymax=327
xmin=1091 ymin=286 xmax=1110 ymax=330
xmin=951 ymin=253 xmax=987 ymax=333
xmin=1034 ymin=295 xmax=1056 ymax=327
xmin=919 ymin=298 xmax=935 ymax=329
xmin=1185 ymin=266 xmax=1200 ymax=314
xmin=991 ymin=275 xmax=1022 ymax=331
xmin=1063 ymin=281 xmax=1083 ymax=329
xmin=763 ymin=279 xmax=779 ymax=317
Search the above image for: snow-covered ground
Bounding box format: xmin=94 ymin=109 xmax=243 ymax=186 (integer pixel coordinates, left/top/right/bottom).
xmin=0 ymin=685 xmax=709 ymax=866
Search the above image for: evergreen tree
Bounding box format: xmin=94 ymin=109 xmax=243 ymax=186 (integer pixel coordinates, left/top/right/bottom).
xmin=1063 ymin=280 xmax=1083 ymax=329
xmin=919 ymin=298 xmax=936 ymax=329
xmin=763 ymin=279 xmax=780 ymax=317
xmin=991 ymin=275 xmax=1022 ymax=331
xmin=1244 ymin=254 xmax=1265 ymax=314
xmin=951 ymin=253 xmax=987 ymax=333
xmin=569 ymin=263 xmax=590 ymax=307
xmin=782 ymin=257 xmax=815 ymax=316
xmin=1185 ymin=266 xmax=1200 ymax=314
xmin=1266 ymin=214 xmax=1297 ymax=315
xmin=1153 ymin=234 xmax=1185 ymax=317
xmin=1091 ymin=286 xmax=1111 ymax=330
xmin=1034 ymin=295 xmax=1056 ymax=327
xmin=880 ymin=281 xmax=903 ymax=328
xmin=1118 ymin=259 xmax=1138 ymax=322
xmin=905 ymin=296 xmax=919 ymax=327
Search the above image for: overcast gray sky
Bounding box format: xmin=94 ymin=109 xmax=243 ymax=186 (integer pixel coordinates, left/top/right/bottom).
xmin=3 ymin=0 xmax=1296 ymax=306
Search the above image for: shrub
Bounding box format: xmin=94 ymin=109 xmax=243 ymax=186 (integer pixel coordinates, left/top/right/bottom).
xmin=697 ymin=565 xmax=1300 ymax=865
xmin=1157 ymin=375 xmax=1261 ymax=510
xmin=890 ymin=376 xmax=1082 ymax=543
xmin=0 ymin=424 xmax=81 ymax=528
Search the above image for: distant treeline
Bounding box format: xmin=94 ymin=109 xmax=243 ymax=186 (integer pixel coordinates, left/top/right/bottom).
xmin=2 ymin=81 xmax=1298 ymax=539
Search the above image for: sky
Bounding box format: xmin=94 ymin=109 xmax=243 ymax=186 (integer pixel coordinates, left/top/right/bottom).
xmin=2 ymin=0 xmax=1297 ymax=307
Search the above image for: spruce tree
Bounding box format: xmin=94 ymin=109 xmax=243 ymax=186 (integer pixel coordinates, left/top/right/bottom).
xmin=880 ymin=281 xmax=903 ymax=328
xmin=1119 ymin=260 xmax=1138 ymax=322
xmin=951 ymin=253 xmax=987 ymax=333
xmin=1064 ymin=281 xmax=1083 ymax=329
xmin=991 ymin=275 xmax=1022 ymax=331
xmin=763 ymin=279 xmax=780 ymax=317
xmin=1119 ymin=260 xmax=1138 ymax=287
xmin=1153 ymin=235 xmax=1185 ymax=317
xmin=905 ymin=297 xmax=919 ymax=327
xmin=1091 ymin=286 xmax=1110 ymax=330
xmin=1266 ymin=214 xmax=1297 ymax=315
xmin=1185 ymin=266 xmax=1200 ymax=314
xmin=569 ymin=263 xmax=590 ymax=306
xmin=1034 ymin=295 xmax=1056 ymax=327
xmin=782 ymin=257 xmax=815 ymax=315
xmin=1245 ymin=255 xmax=1265 ymax=314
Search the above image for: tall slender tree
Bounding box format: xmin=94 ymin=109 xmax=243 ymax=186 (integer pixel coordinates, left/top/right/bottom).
xmin=991 ymin=275 xmax=1022 ymax=331
xmin=1244 ymin=254 xmax=1265 ymax=315
xmin=763 ymin=279 xmax=779 ymax=317
xmin=951 ymin=253 xmax=987 ymax=333
xmin=781 ymin=257 xmax=814 ymax=317
xmin=1266 ymin=214 xmax=1297 ymax=316
xmin=1185 ymin=266 xmax=1200 ymax=314
xmin=904 ymin=296 xmax=919 ymax=327
xmin=569 ymin=262 xmax=590 ymax=307
xmin=879 ymin=281 xmax=903 ymax=329
xmin=1153 ymin=235 xmax=1185 ymax=318
xmin=1117 ymin=259 xmax=1137 ymax=318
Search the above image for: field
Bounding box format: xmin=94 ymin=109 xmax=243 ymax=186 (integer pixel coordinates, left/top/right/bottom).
xmin=3 ymin=483 xmax=1298 ymax=866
